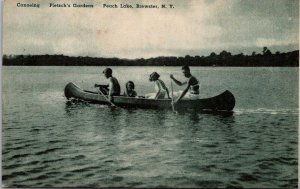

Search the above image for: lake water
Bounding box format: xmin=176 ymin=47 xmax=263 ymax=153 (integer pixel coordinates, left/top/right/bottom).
xmin=2 ymin=66 xmax=298 ymax=188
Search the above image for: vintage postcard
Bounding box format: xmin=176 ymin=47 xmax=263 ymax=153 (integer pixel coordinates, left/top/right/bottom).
xmin=2 ymin=0 xmax=299 ymax=188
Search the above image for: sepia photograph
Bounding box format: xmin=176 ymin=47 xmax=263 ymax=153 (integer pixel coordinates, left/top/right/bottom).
xmin=2 ymin=0 xmax=299 ymax=188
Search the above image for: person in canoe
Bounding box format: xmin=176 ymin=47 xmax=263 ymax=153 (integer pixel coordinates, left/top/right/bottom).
xmin=94 ymin=68 xmax=121 ymax=102
xmin=170 ymin=65 xmax=200 ymax=104
xmin=124 ymin=81 xmax=137 ymax=97
xmin=146 ymin=72 xmax=171 ymax=99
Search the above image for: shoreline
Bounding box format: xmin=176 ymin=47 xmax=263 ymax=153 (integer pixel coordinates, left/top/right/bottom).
xmin=3 ymin=50 xmax=299 ymax=67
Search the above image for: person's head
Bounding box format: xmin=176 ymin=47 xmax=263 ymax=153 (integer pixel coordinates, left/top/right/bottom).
xmin=103 ymin=68 xmax=112 ymax=78
xmin=149 ymin=72 xmax=160 ymax=81
xmin=126 ymin=81 xmax=135 ymax=91
xmin=181 ymin=65 xmax=191 ymax=78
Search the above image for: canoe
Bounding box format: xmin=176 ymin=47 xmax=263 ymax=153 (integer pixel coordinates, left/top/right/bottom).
xmin=64 ymin=82 xmax=235 ymax=112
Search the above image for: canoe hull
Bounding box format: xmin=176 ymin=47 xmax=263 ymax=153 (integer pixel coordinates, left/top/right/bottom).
xmin=64 ymin=82 xmax=235 ymax=111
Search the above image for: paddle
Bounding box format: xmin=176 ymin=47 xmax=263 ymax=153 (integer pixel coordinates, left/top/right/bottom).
xmin=171 ymin=81 xmax=177 ymax=113
xmin=97 ymin=88 xmax=118 ymax=108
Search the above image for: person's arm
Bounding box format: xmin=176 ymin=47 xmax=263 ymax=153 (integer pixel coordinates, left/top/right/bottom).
xmin=170 ymin=74 xmax=187 ymax=86
xmin=94 ymin=84 xmax=109 ymax=88
xmin=174 ymin=83 xmax=191 ymax=103
xmin=165 ymin=87 xmax=171 ymax=99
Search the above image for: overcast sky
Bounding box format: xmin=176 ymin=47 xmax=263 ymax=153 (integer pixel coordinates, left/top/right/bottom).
xmin=3 ymin=0 xmax=299 ymax=58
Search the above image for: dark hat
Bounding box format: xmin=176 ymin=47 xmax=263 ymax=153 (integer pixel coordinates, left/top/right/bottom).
xmin=149 ymin=72 xmax=160 ymax=80
xmin=103 ymin=68 xmax=112 ymax=75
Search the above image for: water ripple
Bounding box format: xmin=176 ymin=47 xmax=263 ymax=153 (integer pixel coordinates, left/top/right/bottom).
xmin=2 ymin=67 xmax=298 ymax=188
xmin=34 ymin=147 xmax=64 ymax=155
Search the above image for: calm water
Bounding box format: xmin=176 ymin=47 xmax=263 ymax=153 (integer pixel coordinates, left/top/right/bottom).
xmin=2 ymin=66 xmax=298 ymax=188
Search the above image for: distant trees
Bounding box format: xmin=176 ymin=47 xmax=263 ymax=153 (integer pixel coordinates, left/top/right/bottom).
xmin=263 ymin=46 xmax=272 ymax=56
xmin=219 ymin=50 xmax=231 ymax=58
xmin=209 ymin=52 xmax=217 ymax=57
xmin=2 ymin=47 xmax=299 ymax=67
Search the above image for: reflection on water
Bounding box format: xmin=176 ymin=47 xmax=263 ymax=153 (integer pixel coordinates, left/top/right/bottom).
xmin=61 ymin=100 xmax=297 ymax=187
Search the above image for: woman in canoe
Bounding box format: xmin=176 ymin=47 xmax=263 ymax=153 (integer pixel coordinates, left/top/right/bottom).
xmin=146 ymin=72 xmax=171 ymax=99
xmin=170 ymin=65 xmax=200 ymax=103
xmin=124 ymin=81 xmax=137 ymax=97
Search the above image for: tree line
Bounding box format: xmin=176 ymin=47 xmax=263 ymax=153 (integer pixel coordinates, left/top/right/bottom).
xmin=3 ymin=47 xmax=299 ymax=67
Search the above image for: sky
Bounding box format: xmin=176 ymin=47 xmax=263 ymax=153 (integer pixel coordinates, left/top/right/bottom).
xmin=3 ymin=0 xmax=299 ymax=58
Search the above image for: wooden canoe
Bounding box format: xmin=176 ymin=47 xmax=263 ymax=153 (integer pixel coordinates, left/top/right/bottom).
xmin=64 ymin=82 xmax=235 ymax=111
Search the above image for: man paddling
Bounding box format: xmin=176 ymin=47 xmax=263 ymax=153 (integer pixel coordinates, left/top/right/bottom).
xmin=95 ymin=68 xmax=120 ymax=102
xmin=170 ymin=65 xmax=200 ymax=104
